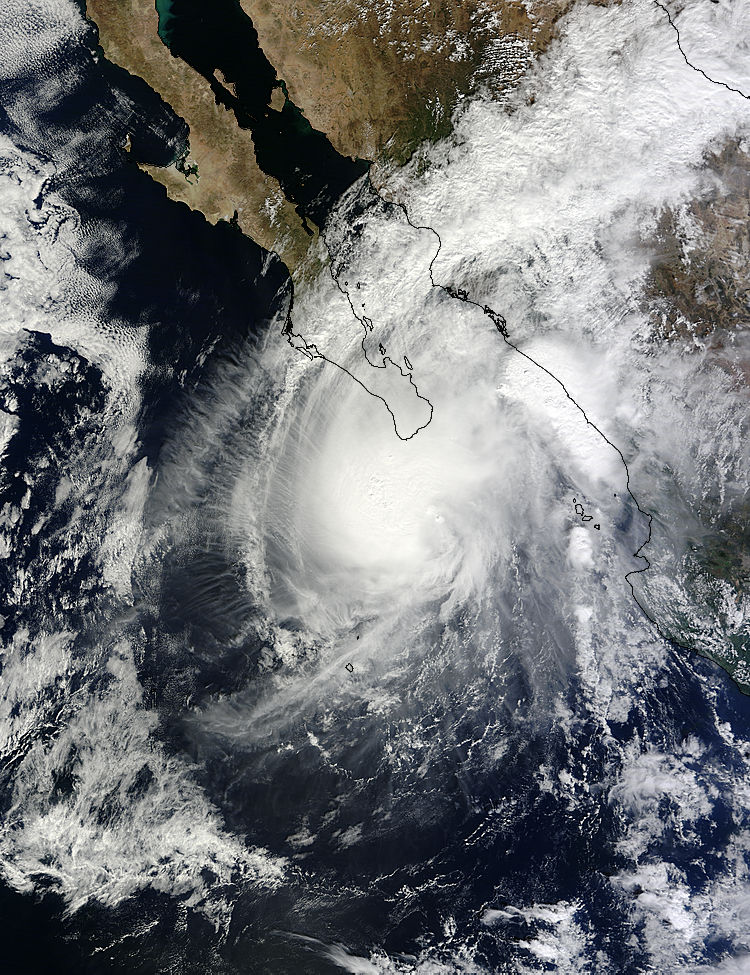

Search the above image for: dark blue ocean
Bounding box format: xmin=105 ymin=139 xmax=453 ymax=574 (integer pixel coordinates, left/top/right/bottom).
xmin=2 ymin=3 xmax=750 ymax=974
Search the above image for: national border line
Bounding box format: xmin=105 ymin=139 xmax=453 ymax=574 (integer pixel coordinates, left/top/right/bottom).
xmin=375 ymin=168 xmax=747 ymax=693
xmin=283 ymin=0 xmax=750 ymax=692
xmin=654 ymin=0 xmax=750 ymax=101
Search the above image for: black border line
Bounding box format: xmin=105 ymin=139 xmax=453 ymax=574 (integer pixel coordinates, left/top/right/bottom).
xmin=654 ymin=0 xmax=750 ymax=100
xmin=282 ymin=0 xmax=750 ymax=690
xmin=283 ymin=302 xmax=432 ymax=442
xmin=372 ymin=183 xmax=665 ymax=647
xmin=380 ymin=177 xmax=750 ymax=691
xmin=282 ymin=209 xmax=434 ymax=442
xmin=284 ymin=177 xmax=671 ymax=668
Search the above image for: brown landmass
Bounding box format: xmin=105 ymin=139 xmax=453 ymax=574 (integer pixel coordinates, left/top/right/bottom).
xmin=85 ymin=0 xmax=313 ymax=271
xmin=644 ymin=138 xmax=750 ymax=604
xmin=85 ymin=0 xmax=612 ymax=274
xmin=646 ymin=139 xmax=750 ymax=343
xmin=238 ymin=0 xmax=586 ymax=163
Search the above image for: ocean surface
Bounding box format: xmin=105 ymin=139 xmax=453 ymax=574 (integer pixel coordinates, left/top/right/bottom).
xmin=2 ymin=1 xmax=750 ymax=973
